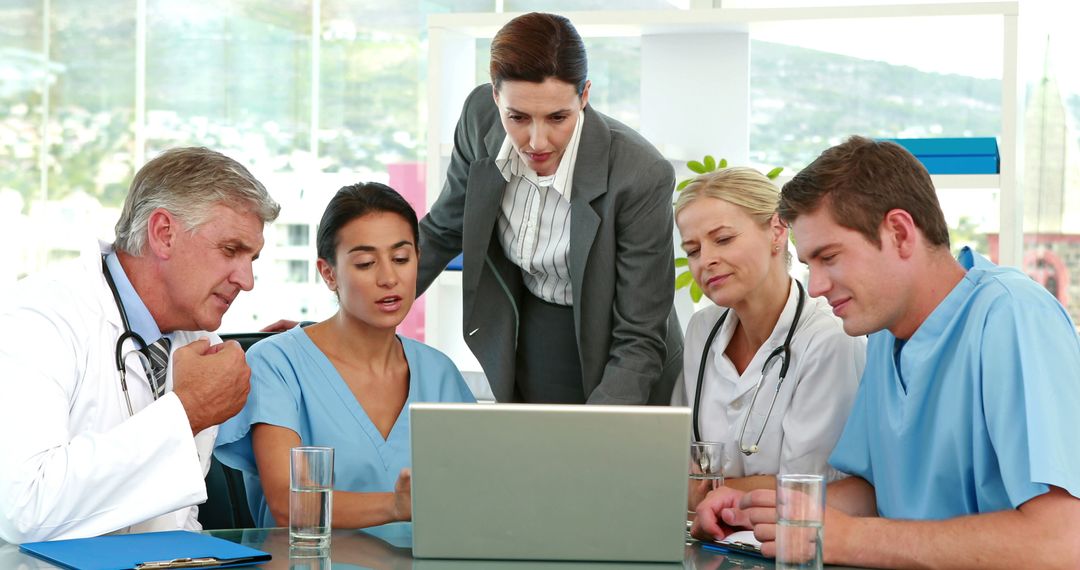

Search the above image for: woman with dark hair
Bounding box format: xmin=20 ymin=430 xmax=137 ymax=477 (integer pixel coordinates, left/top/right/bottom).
xmin=419 ymin=12 xmax=683 ymax=404
xmin=215 ymin=182 xmax=475 ymax=528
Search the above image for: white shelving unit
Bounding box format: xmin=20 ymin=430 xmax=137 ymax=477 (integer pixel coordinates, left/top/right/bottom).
xmin=775 ymin=174 xmax=1002 ymax=190
xmin=423 ymin=2 xmax=1021 ymax=378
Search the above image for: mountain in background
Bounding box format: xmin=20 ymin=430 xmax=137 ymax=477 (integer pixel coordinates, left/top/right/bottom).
xmin=750 ymin=40 xmax=1002 ymax=170
xmin=5 ymin=35 xmax=1079 ymax=207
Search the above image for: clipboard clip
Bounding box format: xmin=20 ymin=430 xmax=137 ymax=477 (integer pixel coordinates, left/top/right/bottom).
xmin=135 ymin=557 xmax=222 ymax=569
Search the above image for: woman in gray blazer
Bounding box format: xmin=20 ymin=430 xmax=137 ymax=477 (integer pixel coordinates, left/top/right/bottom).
xmin=418 ymin=12 xmax=682 ymax=405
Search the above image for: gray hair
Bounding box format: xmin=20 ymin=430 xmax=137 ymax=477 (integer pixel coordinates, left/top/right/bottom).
xmin=113 ymin=147 xmax=281 ymax=255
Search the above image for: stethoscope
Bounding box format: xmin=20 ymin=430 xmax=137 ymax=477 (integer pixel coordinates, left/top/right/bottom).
xmin=102 ymin=255 xmax=159 ymax=417
xmin=691 ymin=279 xmax=806 ymax=456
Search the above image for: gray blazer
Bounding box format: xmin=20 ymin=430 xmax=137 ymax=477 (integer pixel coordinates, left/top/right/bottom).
xmin=418 ymin=84 xmax=682 ymax=404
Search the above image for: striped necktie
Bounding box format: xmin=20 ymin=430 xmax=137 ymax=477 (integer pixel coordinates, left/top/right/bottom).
xmin=141 ymin=337 xmax=172 ymax=398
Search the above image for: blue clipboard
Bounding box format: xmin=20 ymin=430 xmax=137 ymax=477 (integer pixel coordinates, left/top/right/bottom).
xmin=19 ymin=530 xmax=271 ymax=570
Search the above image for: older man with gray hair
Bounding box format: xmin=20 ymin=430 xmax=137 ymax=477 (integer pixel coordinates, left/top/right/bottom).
xmin=0 ymin=147 xmax=280 ymax=543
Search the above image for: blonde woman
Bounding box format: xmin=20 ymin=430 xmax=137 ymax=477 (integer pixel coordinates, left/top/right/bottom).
xmin=673 ymin=167 xmax=864 ymax=508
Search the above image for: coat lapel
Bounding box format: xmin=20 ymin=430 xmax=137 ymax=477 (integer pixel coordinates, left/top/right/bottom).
xmin=460 ymin=121 xmax=513 ymax=319
xmin=95 ymin=244 xmax=128 ymax=336
xmin=568 ymin=107 xmax=611 ymax=320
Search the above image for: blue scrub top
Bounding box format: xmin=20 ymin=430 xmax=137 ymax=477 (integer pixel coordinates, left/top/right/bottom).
xmin=214 ymin=326 xmax=476 ymax=527
xmin=829 ymin=248 xmax=1080 ymax=520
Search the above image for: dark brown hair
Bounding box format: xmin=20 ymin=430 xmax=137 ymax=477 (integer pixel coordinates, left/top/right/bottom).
xmin=777 ymin=135 xmax=950 ymax=248
xmin=316 ymin=182 xmax=419 ymax=265
xmin=490 ymin=12 xmax=588 ymax=95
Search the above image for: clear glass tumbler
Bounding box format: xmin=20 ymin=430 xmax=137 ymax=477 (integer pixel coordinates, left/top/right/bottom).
xmin=687 ymin=441 xmax=725 ymax=519
xmin=776 ymin=473 xmax=826 ymax=570
xmin=290 ymin=446 xmax=334 ymax=550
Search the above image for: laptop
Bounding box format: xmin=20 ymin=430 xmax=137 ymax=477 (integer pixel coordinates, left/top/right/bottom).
xmin=410 ymin=403 xmax=691 ymax=563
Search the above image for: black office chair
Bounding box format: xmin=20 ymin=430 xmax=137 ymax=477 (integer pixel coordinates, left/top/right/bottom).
xmin=219 ymin=331 xmax=278 ymax=352
xmin=199 ymin=456 xmax=256 ymax=530
xmin=219 ymin=323 xmax=314 ymax=352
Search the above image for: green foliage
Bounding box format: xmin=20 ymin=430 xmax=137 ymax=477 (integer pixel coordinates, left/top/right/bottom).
xmin=675 ymin=155 xmax=782 ymax=194
xmin=0 ymin=7 xmax=426 ymax=210
xmin=673 ymin=154 xmax=784 ymax=304
xmin=0 ymin=23 xmax=1015 ymax=223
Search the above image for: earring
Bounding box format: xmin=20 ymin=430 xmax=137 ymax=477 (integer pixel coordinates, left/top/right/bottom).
xmin=773 ymin=245 xmax=780 ymax=253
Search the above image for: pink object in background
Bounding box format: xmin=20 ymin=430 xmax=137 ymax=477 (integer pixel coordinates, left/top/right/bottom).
xmin=389 ymin=162 xmax=427 ymax=342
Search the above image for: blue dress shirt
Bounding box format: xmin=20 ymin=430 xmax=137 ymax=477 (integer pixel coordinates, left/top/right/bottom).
xmin=104 ymin=251 xmax=166 ymax=345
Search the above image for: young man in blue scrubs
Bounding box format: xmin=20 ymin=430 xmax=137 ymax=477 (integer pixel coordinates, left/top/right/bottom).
xmin=692 ymin=136 xmax=1080 ymax=568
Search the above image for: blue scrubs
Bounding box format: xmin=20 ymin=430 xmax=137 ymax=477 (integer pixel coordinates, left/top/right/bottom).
xmin=830 ymin=247 xmax=1080 ymax=520
xmin=215 ymin=326 xmax=476 ymax=527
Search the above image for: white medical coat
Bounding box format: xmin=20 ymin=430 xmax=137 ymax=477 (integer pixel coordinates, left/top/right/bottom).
xmin=673 ymin=280 xmax=865 ymax=481
xmin=0 ymin=242 xmax=217 ymax=543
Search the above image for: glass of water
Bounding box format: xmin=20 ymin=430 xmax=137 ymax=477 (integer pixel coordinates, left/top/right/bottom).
xmin=290 ymin=446 xmax=334 ymax=550
xmin=687 ymin=441 xmax=725 ymax=519
xmin=776 ymin=473 xmax=826 ymax=570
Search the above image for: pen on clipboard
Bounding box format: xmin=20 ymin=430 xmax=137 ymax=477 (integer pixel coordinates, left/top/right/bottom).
xmin=135 ymin=557 xmax=227 ymax=569
xmin=701 ymin=540 xmax=767 ymax=558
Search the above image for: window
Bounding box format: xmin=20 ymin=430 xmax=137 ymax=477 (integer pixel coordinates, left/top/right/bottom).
xmin=285 ymin=259 xmax=310 ymax=284
xmin=4 ymin=1 xmax=1079 ymax=334
xmin=0 ymin=0 xmax=135 ymax=286
xmin=279 ymin=223 xmax=310 ymax=247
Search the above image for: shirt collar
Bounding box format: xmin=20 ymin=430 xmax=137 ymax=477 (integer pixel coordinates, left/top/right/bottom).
xmin=712 ymin=277 xmax=803 ymax=370
xmin=719 ymin=278 xmax=803 ymax=347
xmin=765 ymin=278 xmax=804 ymax=349
xmin=104 ymin=251 xmax=164 ymax=344
xmin=957 ymin=245 xmax=994 ymax=271
xmin=891 ymin=246 xmax=990 ymax=351
xmin=494 ymin=108 xmax=585 ymax=201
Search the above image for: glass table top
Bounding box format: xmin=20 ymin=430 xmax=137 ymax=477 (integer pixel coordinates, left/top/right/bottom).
xmin=1 ymin=525 xmax=788 ymax=569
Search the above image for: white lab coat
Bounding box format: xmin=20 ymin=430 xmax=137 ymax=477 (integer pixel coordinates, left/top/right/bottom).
xmin=0 ymin=242 xmax=218 ymax=543
xmin=673 ymin=280 xmax=865 ymax=481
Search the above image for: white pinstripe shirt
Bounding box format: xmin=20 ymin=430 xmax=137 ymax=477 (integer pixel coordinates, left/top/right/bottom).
xmin=494 ymin=110 xmax=584 ymax=306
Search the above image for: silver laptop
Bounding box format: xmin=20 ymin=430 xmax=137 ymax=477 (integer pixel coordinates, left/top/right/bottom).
xmin=410 ymin=403 xmax=691 ymax=563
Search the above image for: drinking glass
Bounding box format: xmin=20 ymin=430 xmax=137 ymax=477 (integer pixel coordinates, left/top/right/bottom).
xmin=288 ymin=550 xmax=331 ymax=569
xmin=290 ymin=446 xmax=334 ymax=550
xmin=776 ymin=473 xmax=826 ymax=570
xmin=688 ymin=441 xmax=725 ymax=519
